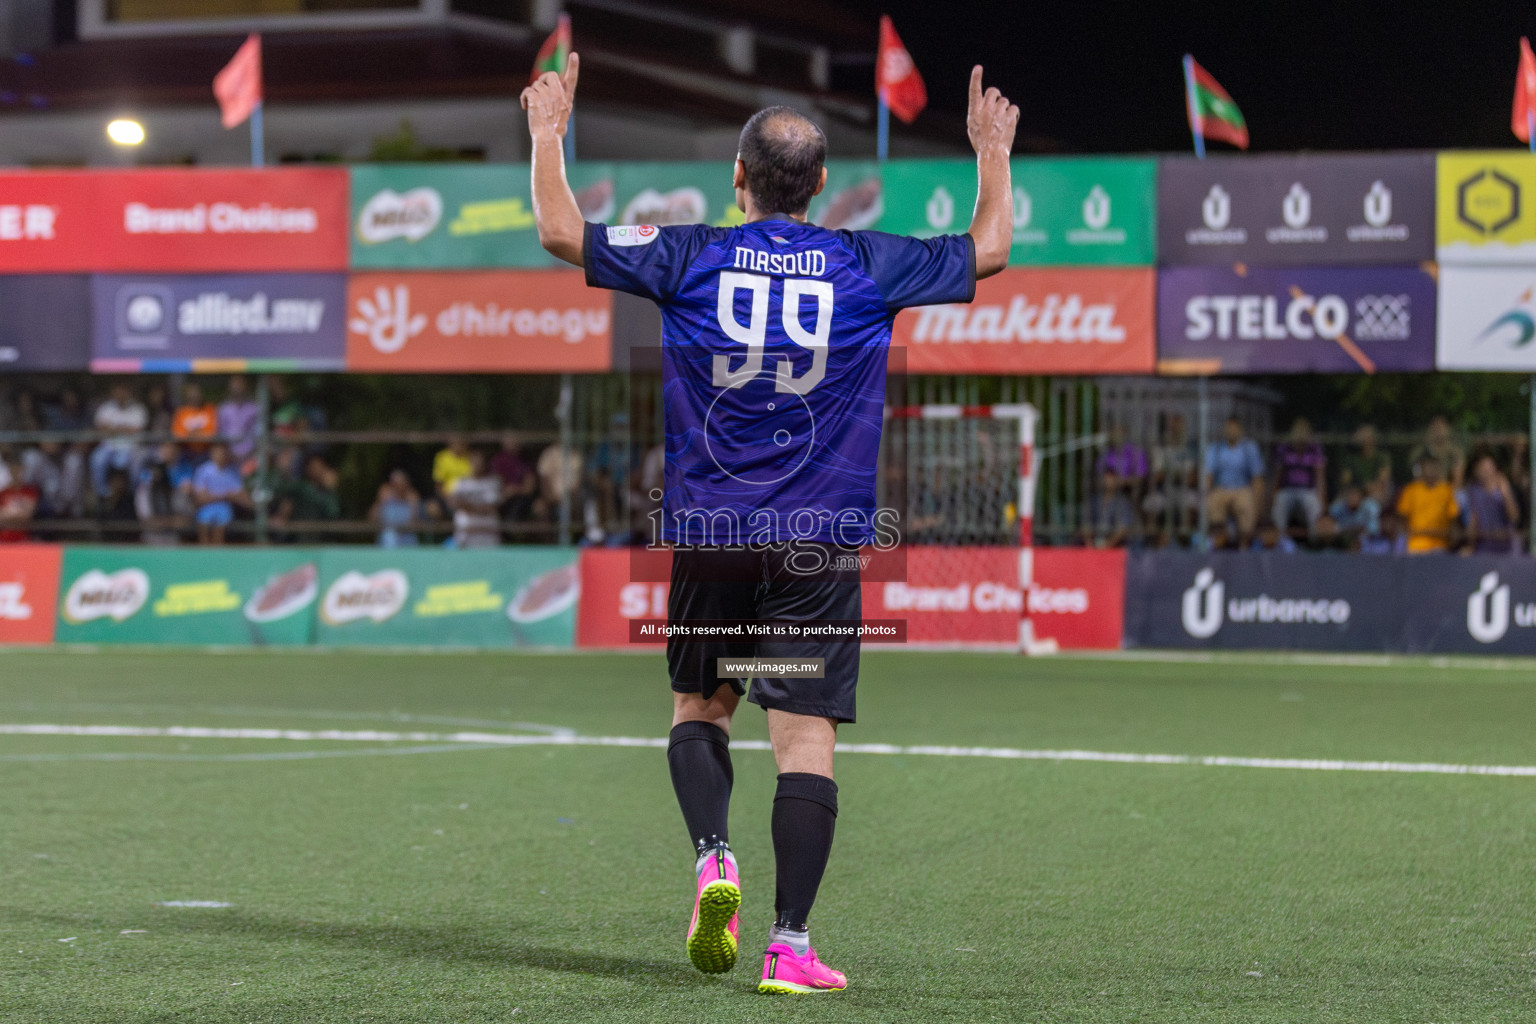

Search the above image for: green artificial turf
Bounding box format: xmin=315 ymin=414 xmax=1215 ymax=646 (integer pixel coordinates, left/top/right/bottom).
xmin=0 ymin=649 xmax=1532 ymax=1022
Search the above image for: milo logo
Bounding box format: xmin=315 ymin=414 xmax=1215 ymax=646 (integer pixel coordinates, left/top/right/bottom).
xmin=62 ymin=569 xmax=150 ymax=624
xmin=321 ymin=570 xmax=408 ymax=625
xmin=356 ymin=188 xmax=443 ymax=244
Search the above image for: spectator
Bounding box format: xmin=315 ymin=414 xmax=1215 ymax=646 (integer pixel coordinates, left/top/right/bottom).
xmin=1396 ymin=454 xmax=1458 ymax=554
xmin=450 ymin=450 xmax=503 ymax=548
xmin=1143 ymin=413 xmax=1199 ymax=539
xmin=371 ymin=469 xmax=430 ymax=548
xmin=143 ymin=382 xmax=173 ymax=436
xmin=192 ymin=442 xmax=248 ymax=545
xmin=1509 ymin=435 xmax=1531 ymax=535
xmin=218 ymin=376 xmax=261 ymax=461
xmin=171 ymin=381 xmax=218 ymax=452
xmin=1204 ymin=417 xmax=1265 ymax=549
xmin=254 ymin=447 xmax=304 ymax=541
xmin=136 ymin=442 xmax=194 ymax=545
xmin=42 ymin=388 xmax=85 ymax=432
xmin=1326 ymin=484 xmax=1383 ymax=552
xmin=0 ymin=454 xmax=38 ymax=542
xmin=1339 ymin=424 xmax=1393 ymax=506
xmin=1271 ymin=417 xmax=1326 ymax=542
xmin=89 ymin=383 xmax=148 ymax=497
xmin=100 ymin=468 xmax=138 ymax=538
xmin=295 ymin=454 xmax=342 ymax=524
xmin=23 ymin=442 xmax=87 ymax=520
xmin=268 ymin=377 xmax=326 ymax=446
xmin=1462 ymin=450 xmax=1520 ymax=555
xmin=491 ymin=432 xmax=537 ymax=521
xmin=1251 ymin=523 xmax=1298 ymax=554
xmin=1411 ymin=416 xmax=1466 ymax=488
xmin=1096 ymin=422 xmax=1148 ymax=503
xmin=433 ymin=435 xmax=474 ymax=499
xmin=535 ymin=442 xmax=584 ymax=527
xmin=1081 ymin=470 xmax=1138 ymax=548
xmin=3 ymin=389 xmax=41 ymax=432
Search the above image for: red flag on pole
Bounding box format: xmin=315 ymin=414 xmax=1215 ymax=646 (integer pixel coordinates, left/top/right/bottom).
xmin=531 ymin=14 xmax=572 ymax=85
xmin=1514 ymin=37 xmax=1536 ymax=143
xmin=214 ymin=34 xmax=262 ymax=129
xmin=876 ymin=15 xmax=926 ymax=124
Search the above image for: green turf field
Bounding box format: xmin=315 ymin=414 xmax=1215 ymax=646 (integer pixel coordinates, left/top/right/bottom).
xmin=0 ymin=649 xmax=1533 ymax=1023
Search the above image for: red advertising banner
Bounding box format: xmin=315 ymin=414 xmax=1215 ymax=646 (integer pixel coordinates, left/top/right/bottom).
xmin=0 ymin=169 xmax=349 ymax=273
xmin=346 ymin=271 xmax=613 ymax=372
xmin=1033 ymin=547 xmax=1125 ymax=650
xmin=578 ymin=548 xmax=668 ymax=647
xmin=577 ymin=546 xmax=1125 ymax=651
xmin=0 ymin=544 xmax=63 ymax=645
xmin=891 ymin=267 xmax=1156 ymax=375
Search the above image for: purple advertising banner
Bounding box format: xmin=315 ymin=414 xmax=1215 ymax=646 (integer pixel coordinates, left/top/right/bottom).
xmin=90 ymin=273 xmax=347 ymax=372
xmin=0 ymin=275 xmax=91 ymax=372
xmin=1156 ymin=265 xmax=1437 ymax=375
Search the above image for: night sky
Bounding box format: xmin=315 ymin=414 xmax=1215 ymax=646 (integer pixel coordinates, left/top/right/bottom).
xmin=858 ymin=1 xmax=1536 ymax=153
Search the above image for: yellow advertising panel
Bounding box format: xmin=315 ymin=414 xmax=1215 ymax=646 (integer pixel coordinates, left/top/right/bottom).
xmin=1437 ymin=152 xmax=1536 ymax=263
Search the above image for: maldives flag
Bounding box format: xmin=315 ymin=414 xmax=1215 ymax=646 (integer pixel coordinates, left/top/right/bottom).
xmin=530 ymin=14 xmax=571 ymax=85
xmin=214 ymin=34 xmax=262 ymax=128
xmin=877 ymin=15 xmax=926 ymax=123
xmin=1514 ymin=37 xmax=1536 ymax=142
xmin=1184 ymin=55 xmax=1248 ymax=150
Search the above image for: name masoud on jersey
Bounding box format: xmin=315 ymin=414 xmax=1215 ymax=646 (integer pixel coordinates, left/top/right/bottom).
xmin=733 ymin=247 xmax=826 ymax=277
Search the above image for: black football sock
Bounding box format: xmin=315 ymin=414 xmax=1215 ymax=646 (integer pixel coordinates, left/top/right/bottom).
xmin=667 ymin=721 xmax=734 ymax=855
xmin=771 ymin=772 xmax=839 ymax=932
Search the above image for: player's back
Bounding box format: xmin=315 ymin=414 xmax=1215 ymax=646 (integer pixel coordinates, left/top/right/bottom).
xmin=585 ymin=216 xmax=974 ymax=546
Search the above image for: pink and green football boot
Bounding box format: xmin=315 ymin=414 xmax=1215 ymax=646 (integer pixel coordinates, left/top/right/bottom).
xmin=757 ymin=942 xmax=847 ymax=994
xmin=686 ymin=845 xmax=741 ymax=973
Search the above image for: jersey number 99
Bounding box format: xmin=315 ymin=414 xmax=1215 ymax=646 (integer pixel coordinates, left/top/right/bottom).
xmin=712 ymin=271 xmax=831 ymax=396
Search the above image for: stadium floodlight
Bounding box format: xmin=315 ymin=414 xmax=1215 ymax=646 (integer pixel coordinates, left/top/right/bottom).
xmin=106 ymin=118 xmax=145 ymax=146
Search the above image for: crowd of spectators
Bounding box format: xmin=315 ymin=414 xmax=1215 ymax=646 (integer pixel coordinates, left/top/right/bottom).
xmin=1080 ymin=413 xmax=1532 ymax=555
xmin=0 ymin=377 xmax=337 ymax=545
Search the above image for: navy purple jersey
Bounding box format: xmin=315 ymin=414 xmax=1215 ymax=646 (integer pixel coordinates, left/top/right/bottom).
xmin=584 ymin=217 xmax=974 ymax=545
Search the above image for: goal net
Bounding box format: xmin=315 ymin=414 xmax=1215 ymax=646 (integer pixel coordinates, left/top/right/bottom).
xmin=878 ymin=404 xmax=1054 ymax=653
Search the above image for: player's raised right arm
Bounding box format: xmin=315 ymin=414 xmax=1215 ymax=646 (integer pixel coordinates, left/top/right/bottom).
xmin=965 ymin=65 xmax=1019 ymax=280
xmin=521 ymin=53 xmax=585 ymax=267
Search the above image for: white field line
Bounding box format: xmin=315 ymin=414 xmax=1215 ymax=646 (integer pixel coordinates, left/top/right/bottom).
xmin=1 ymin=724 xmax=1535 ymax=778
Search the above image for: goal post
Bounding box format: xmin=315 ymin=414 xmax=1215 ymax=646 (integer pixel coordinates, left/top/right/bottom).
xmin=884 ymin=402 xmax=1057 ymax=654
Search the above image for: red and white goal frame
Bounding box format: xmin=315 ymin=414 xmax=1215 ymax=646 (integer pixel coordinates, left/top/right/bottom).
xmin=887 ymin=403 xmax=1057 ymax=654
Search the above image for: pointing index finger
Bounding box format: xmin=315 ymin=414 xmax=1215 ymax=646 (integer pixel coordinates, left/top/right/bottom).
xmin=562 ymin=51 xmax=580 ymax=99
xmin=969 ymin=65 xmax=983 ymax=110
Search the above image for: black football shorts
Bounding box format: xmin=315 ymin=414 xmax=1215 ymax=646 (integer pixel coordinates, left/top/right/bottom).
xmin=667 ymin=542 xmax=861 ymax=723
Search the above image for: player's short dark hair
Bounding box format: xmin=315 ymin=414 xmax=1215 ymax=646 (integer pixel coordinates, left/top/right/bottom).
xmin=737 ymin=106 xmax=827 ymax=216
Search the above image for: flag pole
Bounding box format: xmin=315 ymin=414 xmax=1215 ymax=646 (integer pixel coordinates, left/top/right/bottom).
xmin=1182 ymin=54 xmax=1206 ymax=160
xmin=876 ymin=92 xmax=890 ymax=161
xmin=1528 ymin=109 xmax=1534 ymax=154
xmin=249 ymin=100 xmax=264 ymax=168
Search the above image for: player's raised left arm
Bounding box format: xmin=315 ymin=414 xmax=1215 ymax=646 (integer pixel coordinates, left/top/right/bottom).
xmin=521 ymin=53 xmax=584 ymax=267
xmin=964 ymin=65 xmax=1019 ymax=280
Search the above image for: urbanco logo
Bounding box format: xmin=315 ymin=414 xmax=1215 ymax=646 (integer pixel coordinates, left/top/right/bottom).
xmin=1202 ymin=184 xmax=1231 ymax=229
xmin=350 ymin=285 xmax=427 ymax=354
xmin=1282 ymin=182 xmax=1312 ymax=228
xmin=1364 ymin=181 xmax=1392 ymax=227
xmin=1082 ymin=185 xmax=1111 ymax=230
xmin=926 ymin=186 xmax=955 ymax=231
xmin=1181 ymin=568 xmax=1224 ymax=639
xmin=1468 ymin=571 xmax=1511 ymax=644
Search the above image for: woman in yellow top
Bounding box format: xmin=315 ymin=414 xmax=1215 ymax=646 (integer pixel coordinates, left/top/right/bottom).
xmin=1396 ymin=454 xmax=1459 ymax=553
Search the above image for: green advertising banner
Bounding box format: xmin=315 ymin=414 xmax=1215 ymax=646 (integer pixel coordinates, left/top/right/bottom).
xmin=611 ymin=161 xmax=743 ymax=227
xmin=55 ymin=547 xmax=319 ymax=646
xmin=314 ymin=547 xmax=578 ymax=648
xmin=808 ymin=160 xmax=884 ymax=230
xmin=349 ymin=163 xmax=617 ymax=269
xmin=875 ymin=157 xmax=1156 ymax=265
